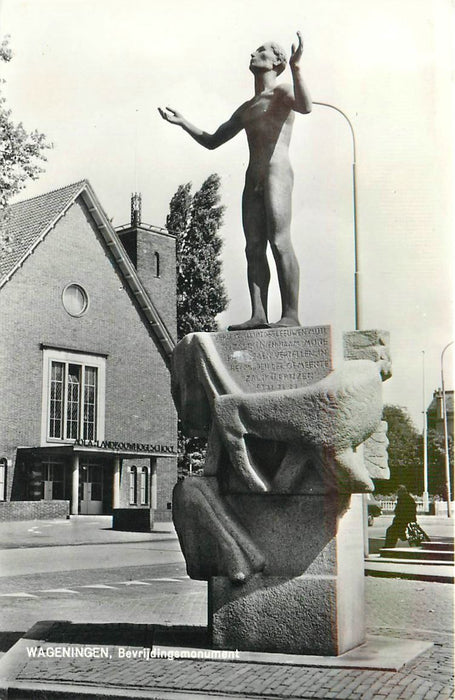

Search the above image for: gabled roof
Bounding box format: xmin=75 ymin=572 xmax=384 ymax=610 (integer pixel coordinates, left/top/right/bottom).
xmin=0 ymin=181 xmax=86 ymax=281
xmin=0 ymin=180 xmax=176 ymax=364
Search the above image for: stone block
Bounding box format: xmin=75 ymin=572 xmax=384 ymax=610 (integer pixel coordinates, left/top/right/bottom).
xmin=208 ymin=325 xmax=332 ymax=392
xmin=112 ymin=507 xmax=154 ymax=532
xmin=343 ymin=330 xmax=391 ymax=380
xmin=171 ymin=327 xmax=391 ymax=656
xmin=210 ymin=494 xmax=365 ymax=655
xmin=363 ymin=420 xmax=390 ymax=479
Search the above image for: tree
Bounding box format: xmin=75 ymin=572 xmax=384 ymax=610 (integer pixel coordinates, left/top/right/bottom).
xmin=374 ymin=405 xmax=421 ymax=494
xmin=0 ymin=36 xmax=52 ymax=250
xmin=167 ymin=173 xmax=228 ymax=341
xmin=424 ymin=429 xmax=453 ymax=497
xmin=166 ymin=173 xmax=229 ymax=473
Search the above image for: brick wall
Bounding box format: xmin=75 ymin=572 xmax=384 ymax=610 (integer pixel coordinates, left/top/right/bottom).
xmin=155 ymin=456 xmax=177 ymax=521
xmin=119 ymin=456 xmax=176 ymax=521
xmin=135 ymin=228 xmax=177 ymax=341
xmin=117 ymin=226 xmax=177 ymax=340
xmin=0 ymin=196 xmax=177 ymax=509
xmin=0 ymin=500 xmax=69 ymax=521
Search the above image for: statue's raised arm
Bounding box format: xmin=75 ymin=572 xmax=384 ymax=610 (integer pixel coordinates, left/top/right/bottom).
xmin=288 ymin=31 xmax=312 ymax=114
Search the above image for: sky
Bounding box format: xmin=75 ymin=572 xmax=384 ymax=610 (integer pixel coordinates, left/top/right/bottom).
xmin=0 ymin=0 xmax=453 ymax=430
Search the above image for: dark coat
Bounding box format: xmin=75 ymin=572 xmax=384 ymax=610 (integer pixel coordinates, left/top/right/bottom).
xmin=393 ymin=493 xmax=417 ymax=527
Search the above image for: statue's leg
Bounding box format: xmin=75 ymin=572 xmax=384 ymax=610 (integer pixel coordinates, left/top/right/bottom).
xmin=265 ymin=170 xmax=300 ymax=327
xmin=228 ymin=183 xmax=270 ymax=331
xmin=173 ymin=477 xmax=265 ymax=582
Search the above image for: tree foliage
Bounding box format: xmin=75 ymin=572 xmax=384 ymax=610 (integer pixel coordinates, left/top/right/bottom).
xmin=374 ymin=404 xmax=421 ymax=494
xmin=424 ymin=429 xmax=453 ymax=498
xmin=167 ymin=173 xmax=228 ymax=341
xmin=166 ymin=174 xmax=228 ymax=473
xmin=0 ymin=36 xmax=52 ymax=250
xmin=373 ymin=403 xmax=453 ymax=498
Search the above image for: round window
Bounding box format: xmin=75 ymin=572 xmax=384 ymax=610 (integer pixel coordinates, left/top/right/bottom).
xmin=62 ymin=284 xmax=89 ymax=317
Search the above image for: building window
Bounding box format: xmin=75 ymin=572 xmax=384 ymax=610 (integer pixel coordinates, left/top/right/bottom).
xmin=129 ymin=466 xmax=137 ymax=505
xmin=42 ymin=349 xmax=106 ymax=445
xmin=62 ymin=283 xmax=89 ymax=317
xmin=49 ymin=361 xmax=98 ymax=441
xmin=140 ymin=467 xmax=149 ymax=505
xmin=0 ymin=458 xmax=7 ymax=501
xmin=129 ymin=465 xmax=149 ymax=505
xmin=154 ymin=252 xmax=160 ymax=278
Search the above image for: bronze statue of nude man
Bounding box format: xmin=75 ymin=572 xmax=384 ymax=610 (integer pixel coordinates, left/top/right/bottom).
xmin=159 ymin=31 xmax=311 ymax=330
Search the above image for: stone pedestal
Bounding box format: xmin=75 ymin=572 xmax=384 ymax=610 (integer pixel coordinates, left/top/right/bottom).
xmin=210 ymin=494 xmax=365 ymax=655
xmin=171 ymin=326 xmax=391 ymax=656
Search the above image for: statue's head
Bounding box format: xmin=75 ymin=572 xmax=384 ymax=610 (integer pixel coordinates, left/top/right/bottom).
xmin=249 ymin=42 xmax=287 ymax=76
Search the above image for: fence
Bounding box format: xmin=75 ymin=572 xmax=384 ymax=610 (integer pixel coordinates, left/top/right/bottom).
xmin=378 ymin=499 xmax=426 ymax=514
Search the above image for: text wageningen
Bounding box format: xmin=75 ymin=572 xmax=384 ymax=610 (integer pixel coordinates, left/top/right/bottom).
xmin=26 ymin=646 xmax=240 ymax=661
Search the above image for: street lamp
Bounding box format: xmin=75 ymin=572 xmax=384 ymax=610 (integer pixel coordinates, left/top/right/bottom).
xmin=313 ymin=102 xmax=360 ymax=330
xmin=422 ymin=350 xmax=429 ymax=511
xmin=441 ymin=341 xmax=454 ymax=518
xmin=313 ymin=103 xmax=372 ymax=556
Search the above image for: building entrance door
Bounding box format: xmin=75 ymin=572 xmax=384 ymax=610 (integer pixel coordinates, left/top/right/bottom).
xmin=41 ymin=460 xmax=66 ymax=500
xmin=80 ymin=463 xmax=104 ymax=514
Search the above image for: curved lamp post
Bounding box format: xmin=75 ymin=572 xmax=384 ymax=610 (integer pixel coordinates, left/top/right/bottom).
xmin=312 ymin=103 xmax=372 ymax=556
xmin=313 ymin=102 xmax=360 ymax=330
xmin=422 ymin=350 xmax=429 ymax=511
xmin=441 ymin=341 xmax=454 ymax=517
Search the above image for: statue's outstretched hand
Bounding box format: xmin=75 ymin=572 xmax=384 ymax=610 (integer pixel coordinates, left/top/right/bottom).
xmin=289 ymin=30 xmax=303 ymax=69
xmin=158 ymin=107 xmax=184 ymax=125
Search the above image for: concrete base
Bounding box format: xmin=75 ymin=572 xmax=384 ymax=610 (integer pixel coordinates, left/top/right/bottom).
xmin=209 ymin=494 xmax=366 ymax=655
xmin=153 ymin=633 xmax=433 ymax=671
xmin=0 ymin=622 xmax=434 ymax=691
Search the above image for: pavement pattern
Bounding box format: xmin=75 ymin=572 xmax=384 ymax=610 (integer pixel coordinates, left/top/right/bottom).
xmin=0 ymin=517 xmax=453 ymax=699
xmin=1 ymin=577 xmax=453 ymax=700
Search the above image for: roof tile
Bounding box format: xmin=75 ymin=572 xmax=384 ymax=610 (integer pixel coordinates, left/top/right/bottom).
xmin=0 ymin=180 xmax=86 ymax=283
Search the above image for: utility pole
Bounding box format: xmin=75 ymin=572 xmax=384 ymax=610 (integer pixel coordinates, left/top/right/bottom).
xmin=422 ymin=351 xmax=429 ymax=512
xmin=441 ymin=341 xmax=454 ymax=518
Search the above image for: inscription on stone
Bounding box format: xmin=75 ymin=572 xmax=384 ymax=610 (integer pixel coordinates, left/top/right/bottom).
xmin=214 ymin=326 xmax=332 ymax=392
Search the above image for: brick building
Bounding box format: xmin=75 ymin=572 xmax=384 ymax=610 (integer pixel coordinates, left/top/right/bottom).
xmin=0 ymin=180 xmax=177 ymax=522
xmin=427 ymin=390 xmax=454 ymax=439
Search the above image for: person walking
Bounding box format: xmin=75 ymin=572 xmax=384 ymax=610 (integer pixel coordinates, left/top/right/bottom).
xmin=384 ymin=485 xmax=417 ymax=548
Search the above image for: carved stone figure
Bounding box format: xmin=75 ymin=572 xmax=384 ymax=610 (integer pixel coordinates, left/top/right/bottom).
xmin=171 ymin=327 xmax=392 ymax=654
xmin=159 ymin=32 xmax=311 ymax=330
xmin=173 ymin=331 xmax=391 ymax=495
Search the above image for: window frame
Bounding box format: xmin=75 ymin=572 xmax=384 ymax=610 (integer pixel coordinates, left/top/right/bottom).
xmin=0 ymin=458 xmax=7 ymax=501
xmin=154 ymin=252 xmax=160 ymax=278
xmin=139 ymin=466 xmax=149 ymax=505
xmin=62 ymin=283 xmax=89 ymax=317
xmin=41 ymin=348 xmax=106 ymax=445
xmin=129 ymin=466 xmax=138 ymax=505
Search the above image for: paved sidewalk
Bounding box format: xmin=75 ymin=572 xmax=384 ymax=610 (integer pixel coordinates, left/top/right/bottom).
xmin=0 ymin=517 xmax=453 ymax=698
xmin=1 ymin=516 xmax=452 ymax=584
xmin=0 ymin=577 xmax=453 ymax=699
xmin=0 ymin=516 xmax=177 ymax=549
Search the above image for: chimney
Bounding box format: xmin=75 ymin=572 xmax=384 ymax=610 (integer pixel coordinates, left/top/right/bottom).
xmin=116 ymin=194 xmax=177 ymax=339
xmin=131 ymin=192 xmax=142 ymax=227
